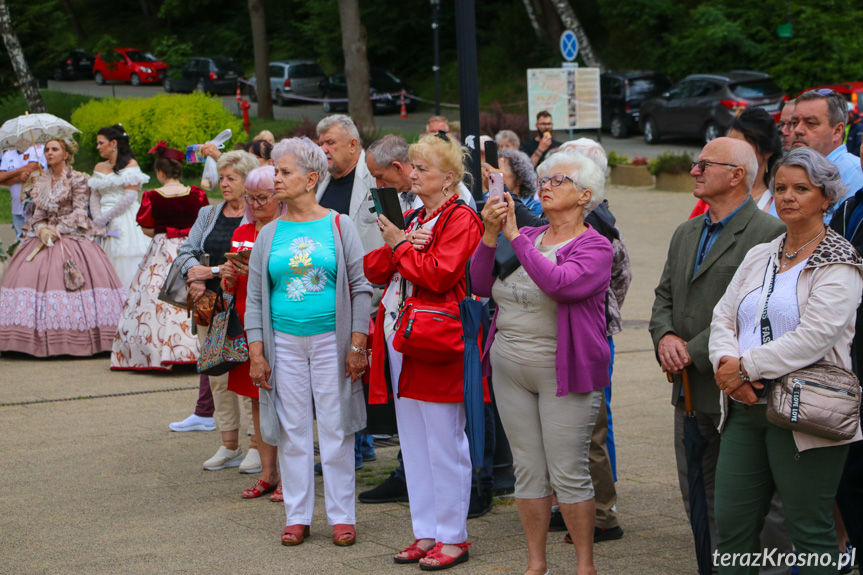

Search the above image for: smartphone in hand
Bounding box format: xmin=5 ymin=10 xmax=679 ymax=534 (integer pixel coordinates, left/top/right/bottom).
xmin=488 ymin=172 xmax=504 ymax=201
xmin=484 ymin=140 xmax=499 ymax=169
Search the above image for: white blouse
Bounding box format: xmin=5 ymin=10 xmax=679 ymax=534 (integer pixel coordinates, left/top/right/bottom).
xmin=736 ymin=258 xmax=807 ymax=402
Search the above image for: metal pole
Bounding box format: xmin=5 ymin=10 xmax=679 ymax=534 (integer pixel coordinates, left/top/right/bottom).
xmin=455 ymin=0 xmax=482 ymax=200
xmin=432 ymin=1 xmax=441 ymax=115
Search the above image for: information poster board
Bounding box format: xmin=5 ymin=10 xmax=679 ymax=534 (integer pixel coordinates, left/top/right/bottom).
xmin=527 ymin=67 xmax=601 ymax=130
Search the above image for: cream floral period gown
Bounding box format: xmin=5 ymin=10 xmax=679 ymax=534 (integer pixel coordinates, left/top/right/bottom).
xmin=109 ymin=185 xmax=210 ymax=371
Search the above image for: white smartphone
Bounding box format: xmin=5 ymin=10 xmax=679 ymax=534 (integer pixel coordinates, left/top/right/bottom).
xmin=488 ymin=172 xmax=504 ymax=200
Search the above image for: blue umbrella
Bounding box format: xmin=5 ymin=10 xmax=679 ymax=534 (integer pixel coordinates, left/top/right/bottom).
xmin=460 ymin=269 xmax=485 ymax=492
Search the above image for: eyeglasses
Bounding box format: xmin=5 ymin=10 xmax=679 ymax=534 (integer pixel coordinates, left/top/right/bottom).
xmin=814 ymin=88 xmax=837 ymax=96
xmin=691 ymin=160 xmax=738 ymax=172
xmin=537 ymin=174 xmax=577 ymax=188
xmin=244 ymin=192 xmax=276 ymax=206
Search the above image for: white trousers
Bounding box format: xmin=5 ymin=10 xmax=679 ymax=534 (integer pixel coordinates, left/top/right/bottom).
xmin=273 ymin=331 xmax=355 ymax=526
xmin=388 ymin=335 xmax=471 ymax=544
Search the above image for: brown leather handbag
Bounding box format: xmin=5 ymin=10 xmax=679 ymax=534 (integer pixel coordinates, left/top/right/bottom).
xmin=192 ymin=289 xmax=225 ymax=327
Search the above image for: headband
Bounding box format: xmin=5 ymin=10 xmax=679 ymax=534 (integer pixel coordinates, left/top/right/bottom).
xmin=148 ymin=141 xmax=184 ymax=163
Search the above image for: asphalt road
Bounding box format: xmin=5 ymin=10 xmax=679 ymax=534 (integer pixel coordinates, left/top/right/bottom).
xmin=46 ymin=79 xmax=703 ymax=158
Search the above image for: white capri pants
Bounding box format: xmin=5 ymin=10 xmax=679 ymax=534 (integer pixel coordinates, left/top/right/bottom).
xmin=490 ymin=345 xmax=600 ymax=504
xmin=388 ymin=335 xmax=471 ymax=544
xmin=273 ymin=330 xmax=355 ymax=526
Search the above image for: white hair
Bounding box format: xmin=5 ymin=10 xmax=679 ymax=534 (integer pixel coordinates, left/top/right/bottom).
xmin=271 ymin=137 xmax=329 ymax=192
xmin=538 ymin=151 xmax=605 ymax=214
xmin=558 ymin=138 xmax=608 ymax=173
xmin=495 ymin=130 xmax=520 ymax=149
xmin=316 ymin=114 xmax=360 ymax=142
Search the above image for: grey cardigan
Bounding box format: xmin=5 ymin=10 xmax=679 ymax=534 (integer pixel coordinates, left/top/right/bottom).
xmin=177 ymin=201 xmax=250 ymax=276
xmin=244 ymin=211 xmax=373 ymax=444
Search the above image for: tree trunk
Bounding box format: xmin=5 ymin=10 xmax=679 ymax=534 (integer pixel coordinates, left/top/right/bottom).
xmin=337 ymin=0 xmax=375 ymax=134
xmin=548 ymin=0 xmax=605 ymax=69
xmin=59 ymin=0 xmax=86 ymax=43
xmin=0 ymin=0 xmax=46 ymax=113
xmin=535 ymin=0 xmax=564 ymax=55
xmin=248 ymin=0 xmax=273 ymax=120
xmin=521 ymin=0 xmax=543 ymax=41
xmin=138 ymin=0 xmax=158 ymax=28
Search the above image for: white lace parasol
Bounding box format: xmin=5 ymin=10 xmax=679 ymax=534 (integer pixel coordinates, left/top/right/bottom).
xmin=0 ymin=113 xmax=81 ymax=153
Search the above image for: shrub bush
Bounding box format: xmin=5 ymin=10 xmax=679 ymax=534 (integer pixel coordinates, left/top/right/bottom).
xmin=647 ymin=151 xmax=693 ymax=176
xmin=479 ymin=102 xmax=531 ymax=143
xmin=606 ymin=150 xmax=629 ymax=167
xmin=71 ymin=93 xmax=242 ymax=176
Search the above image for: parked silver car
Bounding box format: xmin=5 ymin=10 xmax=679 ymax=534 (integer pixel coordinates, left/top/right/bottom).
xmin=246 ymin=60 xmax=325 ymax=106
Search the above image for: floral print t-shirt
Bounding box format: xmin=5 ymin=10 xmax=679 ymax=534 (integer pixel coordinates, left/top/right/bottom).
xmin=268 ymin=215 xmax=337 ymax=337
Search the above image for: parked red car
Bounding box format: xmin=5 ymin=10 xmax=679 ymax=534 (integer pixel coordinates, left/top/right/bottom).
xmin=93 ymin=48 xmax=169 ymax=86
xmin=797 ymin=82 xmax=863 ymax=113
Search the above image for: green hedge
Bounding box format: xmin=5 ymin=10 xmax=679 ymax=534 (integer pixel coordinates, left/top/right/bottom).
xmin=71 ymin=93 xmax=242 ymax=176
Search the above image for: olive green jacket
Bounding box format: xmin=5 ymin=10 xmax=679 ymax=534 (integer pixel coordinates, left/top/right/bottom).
xmin=649 ymin=198 xmax=785 ymax=414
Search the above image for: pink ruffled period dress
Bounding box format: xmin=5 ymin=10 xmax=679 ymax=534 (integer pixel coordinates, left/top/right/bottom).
xmin=0 ymin=166 xmax=126 ymax=357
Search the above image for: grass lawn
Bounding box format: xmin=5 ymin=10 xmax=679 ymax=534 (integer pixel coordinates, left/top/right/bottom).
xmin=0 ymin=189 xmax=9 ymax=223
xmin=0 ymin=91 xmax=95 ymax=125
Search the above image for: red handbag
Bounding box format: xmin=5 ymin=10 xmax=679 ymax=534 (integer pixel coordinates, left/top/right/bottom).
xmin=393 ymin=297 xmax=464 ymax=362
xmin=391 ymin=201 xmax=472 ymax=363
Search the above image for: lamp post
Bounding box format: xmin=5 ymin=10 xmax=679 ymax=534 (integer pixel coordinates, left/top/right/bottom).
xmin=430 ymin=0 xmax=441 ymax=115
xmin=455 ymin=0 xmax=481 ymax=200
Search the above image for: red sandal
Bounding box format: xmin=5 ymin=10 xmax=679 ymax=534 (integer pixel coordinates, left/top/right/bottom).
xmin=241 ymin=479 xmax=276 ymax=499
xmin=270 ymin=483 xmax=283 ymax=502
xmin=333 ymin=524 xmax=356 ymax=546
xmin=394 ymin=539 xmax=433 ymax=564
xmin=419 ymin=542 xmax=471 ymax=571
xmin=281 ymin=524 xmax=310 ymax=546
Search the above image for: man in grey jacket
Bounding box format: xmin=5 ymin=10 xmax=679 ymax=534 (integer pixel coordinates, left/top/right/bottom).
xmin=315 ymin=114 xmax=382 ymax=471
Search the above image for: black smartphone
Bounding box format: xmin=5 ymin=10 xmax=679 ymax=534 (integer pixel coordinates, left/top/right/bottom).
xmin=370 ymin=187 xmax=406 ymax=230
xmin=484 ymin=140 xmax=499 ymax=169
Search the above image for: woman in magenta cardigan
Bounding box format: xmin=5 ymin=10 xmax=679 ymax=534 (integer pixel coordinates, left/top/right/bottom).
xmin=470 ymin=151 xmax=612 ymax=575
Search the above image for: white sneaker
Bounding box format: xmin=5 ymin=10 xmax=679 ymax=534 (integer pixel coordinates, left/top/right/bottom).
xmin=203 ymin=446 xmax=244 ymax=470
xmin=239 ymin=448 xmax=262 ymax=474
xmin=169 ymin=414 xmax=216 ymax=432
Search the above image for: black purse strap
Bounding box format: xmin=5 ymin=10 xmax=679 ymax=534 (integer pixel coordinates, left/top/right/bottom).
xmin=759 ymin=255 xmax=779 ymax=345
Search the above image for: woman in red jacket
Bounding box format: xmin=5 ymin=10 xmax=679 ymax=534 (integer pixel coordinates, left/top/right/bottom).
xmin=364 ymin=133 xmax=482 ymax=570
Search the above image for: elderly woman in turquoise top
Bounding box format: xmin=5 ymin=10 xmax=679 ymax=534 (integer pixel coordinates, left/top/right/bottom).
xmin=245 ymin=137 xmax=372 ymax=548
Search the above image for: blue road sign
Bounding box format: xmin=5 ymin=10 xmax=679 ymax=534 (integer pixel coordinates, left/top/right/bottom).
xmin=560 ymin=30 xmax=578 ymax=62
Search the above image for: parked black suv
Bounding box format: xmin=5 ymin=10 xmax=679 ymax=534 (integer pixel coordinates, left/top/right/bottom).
xmin=600 ymin=71 xmax=672 ymax=138
xmin=52 ymin=50 xmax=94 ymax=81
xmin=163 ymin=57 xmax=244 ymax=95
xmin=318 ymin=68 xmax=417 ymax=114
xmin=639 ymin=71 xmax=786 ymax=145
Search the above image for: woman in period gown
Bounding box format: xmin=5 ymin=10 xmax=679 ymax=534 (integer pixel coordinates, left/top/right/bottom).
xmin=110 ymin=142 xmax=210 ymax=371
xmin=0 ymin=138 xmax=125 ymax=357
xmin=88 ymin=124 xmax=151 ymax=288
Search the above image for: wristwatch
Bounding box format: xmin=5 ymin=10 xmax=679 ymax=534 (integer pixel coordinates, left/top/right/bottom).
xmin=210 ymin=266 xmax=220 ymax=277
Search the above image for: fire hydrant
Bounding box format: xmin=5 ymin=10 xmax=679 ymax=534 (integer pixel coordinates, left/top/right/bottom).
xmin=241 ymin=99 xmax=251 ymax=134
